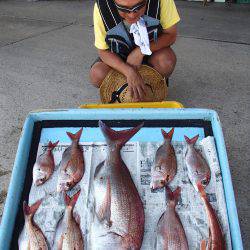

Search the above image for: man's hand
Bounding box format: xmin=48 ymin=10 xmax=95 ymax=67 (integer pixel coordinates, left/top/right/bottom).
xmin=98 ymin=49 xmax=146 ymax=101
xmin=126 ymin=67 xmax=147 ymax=102
xmin=126 ymin=47 xmax=144 ymax=68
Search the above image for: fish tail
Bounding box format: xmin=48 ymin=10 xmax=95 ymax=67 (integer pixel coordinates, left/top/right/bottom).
xmin=184 ymin=134 xmax=199 ymax=145
xmin=161 ymin=128 xmax=174 ymax=141
xmin=23 ymin=199 xmax=42 ymax=217
xmin=47 ymin=140 xmax=59 ymax=150
xmin=64 ymin=190 xmax=81 ymax=208
xmin=66 ymin=128 xmax=83 ymax=142
xmin=165 ymin=186 xmax=181 ymax=205
xmin=99 ymin=120 xmax=144 ymax=148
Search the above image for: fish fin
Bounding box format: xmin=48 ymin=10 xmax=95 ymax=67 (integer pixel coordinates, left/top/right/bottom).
xmin=97 ymin=177 xmax=112 ymax=227
xmin=172 ymin=186 xmax=181 ymax=204
xmin=121 ymin=234 xmax=137 ymax=249
xmin=94 ymin=161 xmax=105 ymax=179
xmin=99 ymin=120 xmax=143 ymax=148
xmin=208 ymin=228 xmax=212 ymax=249
xmin=64 ymin=190 xmax=81 ymax=208
xmin=99 ymin=231 xmax=123 ymax=239
xmin=200 ymin=239 xmax=207 ymax=250
xmin=74 ymin=213 xmax=81 ymax=225
xmin=72 ymin=167 xmax=84 ymax=184
xmin=47 ymin=140 xmax=59 ymax=151
xmin=165 ymin=186 xmax=181 ymax=205
xmin=23 ymin=199 xmax=42 ymax=216
xmin=57 ymin=235 xmax=64 ymax=250
xmin=161 ymin=128 xmax=174 ymax=141
xmin=66 ymin=128 xmax=83 ymax=142
xmin=184 ymin=134 xmax=199 ymax=145
xmin=197 ymin=181 xmax=207 ymax=198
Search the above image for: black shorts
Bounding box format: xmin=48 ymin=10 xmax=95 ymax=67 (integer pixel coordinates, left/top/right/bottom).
xmin=90 ymin=56 xmax=169 ymax=86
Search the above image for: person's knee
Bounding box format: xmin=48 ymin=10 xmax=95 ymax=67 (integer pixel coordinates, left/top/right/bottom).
xmin=89 ymin=63 xmax=110 ymax=88
xmin=151 ymin=48 xmax=177 ymax=76
xmin=162 ymin=49 xmax=176 ymax=71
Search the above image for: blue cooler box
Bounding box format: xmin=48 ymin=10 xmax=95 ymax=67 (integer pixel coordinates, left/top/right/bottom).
xmin=0 ymin=108 xmax=243 ymax=249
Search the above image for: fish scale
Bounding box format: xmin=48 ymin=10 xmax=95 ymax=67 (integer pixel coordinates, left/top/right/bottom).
xmin=184 ymin=135 xmax=211 ymax=192
xmin=59 ymin=191 xmax=84 ymax=250
xmin=155 ymin=186 xmax=188 ymax=250
xmin=92 ymin=121 xmax=145 ymax=250
xmin=151 ymin=128 xmax=177 ymax=191
xmin=57 ymin=128 xmax=85 ymax=192
xmin=33 ymin=140 xmax=59 ymax=186
xmin=23 ymin=200 xmax=48 ymax=250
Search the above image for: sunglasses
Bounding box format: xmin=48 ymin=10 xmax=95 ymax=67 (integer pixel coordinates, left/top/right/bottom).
xmin=115 ymin=0 xmax=147 ymax=13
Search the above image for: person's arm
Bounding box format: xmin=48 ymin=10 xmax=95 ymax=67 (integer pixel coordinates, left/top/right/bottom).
xmin=127 ymin=25 xmax=178 ymax=66
xmin=98 ymin=49 xmax=146 ymax=101
xmin=150 ymin=25 xmax=177 ymax=52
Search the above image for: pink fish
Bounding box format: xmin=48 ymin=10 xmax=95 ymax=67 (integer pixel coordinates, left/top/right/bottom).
xmin=150 ymin=128 xmax=177 ymax=190
xmin=57 ymin=128 xmax=84 ymax=192
xmin=155 ymin=186 xmax=188 ymax=250
xmin=58 ymin=190 xmax=84 ymax=250
xmin=92 ymin=121 xmax=145 ymax=250
xmin=197 ymin=181 xmax=225 ymax=250
xmin=184 ymin=135 xmax=211 ymax=191
xmin=33 ymin=140 xmax=59 ymax=186
xmin=23 ymin=199 xmax=48 ymax=250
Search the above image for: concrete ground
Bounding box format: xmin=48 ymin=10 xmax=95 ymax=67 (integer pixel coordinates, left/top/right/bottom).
xmin=0 ymin=0 xmax=249 ymax=248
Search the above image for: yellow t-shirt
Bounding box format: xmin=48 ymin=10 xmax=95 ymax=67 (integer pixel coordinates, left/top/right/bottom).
xmin=93 ymin=0 xmax=180 ymax=50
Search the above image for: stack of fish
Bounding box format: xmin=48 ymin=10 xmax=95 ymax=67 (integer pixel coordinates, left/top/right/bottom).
xmin=25 ymin=128 xmax=85 ymax=249
xmin=22 ymin=123 xmax=226 ymax=250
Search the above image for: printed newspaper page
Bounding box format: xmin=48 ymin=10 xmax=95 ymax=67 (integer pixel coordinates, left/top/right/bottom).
xmin=19 ymin=137 xmax=231 ymax=249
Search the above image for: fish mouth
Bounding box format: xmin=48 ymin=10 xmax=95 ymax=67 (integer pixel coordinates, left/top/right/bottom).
xmin=35 ymin=177 xmax=46 ymax=186
xmin=150 ymin=187 xmax=158 ymax=193
xmin=150 ymin=180 xmax=166 ymax=191
xmin=150 ymin=172 xmax=168 ymax=191
xmin=57 ymin=182 xmax=72 ymax=192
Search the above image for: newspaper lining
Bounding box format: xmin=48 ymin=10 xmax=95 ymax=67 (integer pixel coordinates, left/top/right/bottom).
xmin=18 ymin=136 xmax=231 ymax=249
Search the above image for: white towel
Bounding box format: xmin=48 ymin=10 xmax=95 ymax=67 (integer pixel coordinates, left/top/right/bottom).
xmin=130 ymin=17 xmax=152 ymax=56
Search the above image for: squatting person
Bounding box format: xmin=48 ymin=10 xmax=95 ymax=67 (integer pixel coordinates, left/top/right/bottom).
xmin=89 ymin=0 xmax=180 ymax=101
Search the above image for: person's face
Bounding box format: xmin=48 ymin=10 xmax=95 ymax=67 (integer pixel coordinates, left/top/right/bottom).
xmin=115 ymin=0 xmax=147 ymax=24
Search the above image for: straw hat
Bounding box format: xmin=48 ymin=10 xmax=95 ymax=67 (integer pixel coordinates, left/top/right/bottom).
xmin=100 ymin=65 xmax=167 ymax=103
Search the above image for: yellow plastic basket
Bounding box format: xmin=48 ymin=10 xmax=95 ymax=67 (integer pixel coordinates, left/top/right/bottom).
xmin=79 ymin=101 xmax=184 ymax=109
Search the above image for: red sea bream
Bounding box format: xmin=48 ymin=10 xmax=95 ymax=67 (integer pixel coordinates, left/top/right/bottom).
xmin=150 ymin=128 xmax=177 ymax=190
xmin=33 ymin=140 xmax=59 ymax=186
xmin=92 ymin=121 xmax=145 ymax=250
xmin=184 ymin=135 xmax=211 ymax=191
xmin=197 ymin=181 xmax=225 ymax=250
xmin=58 ymin=190 xmax=84 ymax=250
xmin=23 ymin=199 xmax=48 ymax=250
xmin=57 ymin=128 xmax=84 ymax=192
xmin=155 ymin=186 xmax=188 ymax=250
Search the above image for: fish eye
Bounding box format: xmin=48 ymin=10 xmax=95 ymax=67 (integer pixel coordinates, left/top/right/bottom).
xmin=201 ymin=179 xmax=207 ymax=185
xmin=156 ymin=165 xmax=161 ymax=171
xmin=100 ymin=176 xmax=104 ymax=180
xmin=160 ymin=180 xmax=165 ymax=185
